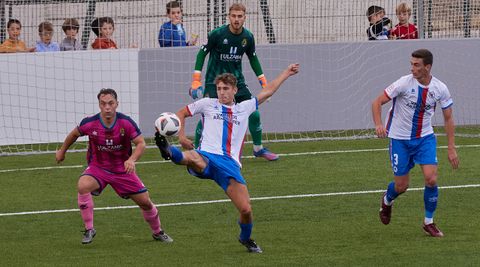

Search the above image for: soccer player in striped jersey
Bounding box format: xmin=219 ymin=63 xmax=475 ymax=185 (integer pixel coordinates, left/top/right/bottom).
xmin=56 ymin=88 xmax=172 ymax=244
xmin=156 ymin=63 xmax=299 ymax=253
xmin=372 ymin=49 xmax=459 ymax=237
xmin=189 ymin=3 xmax=278 ymax=161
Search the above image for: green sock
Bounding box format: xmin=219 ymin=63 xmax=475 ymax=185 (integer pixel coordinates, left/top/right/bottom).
xmin=248 ymin=110 xmax=262 ymax=146
xmin=194 ymin=120 xmax=203 ymax=148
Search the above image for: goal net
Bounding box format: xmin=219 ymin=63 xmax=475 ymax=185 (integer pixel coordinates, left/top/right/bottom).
xmin=1 ymin=0 xmax=479 ymax=155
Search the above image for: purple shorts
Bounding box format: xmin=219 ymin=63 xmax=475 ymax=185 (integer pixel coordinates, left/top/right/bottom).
xmin=82 ymin=165 xmax=147 ymax=199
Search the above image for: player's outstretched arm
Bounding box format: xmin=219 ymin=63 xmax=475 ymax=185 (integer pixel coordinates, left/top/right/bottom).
xmin=442 ymin=107 xmax=459 ymax=169
xmin=256 ymin=63 xmax=299 ymax=105
xmin=176 ymin=107 xmax=194 ymax=150
xmin=371 ymin=93 xmax=390 ymax=138
xmin=56 ymin=127 xmax=81 ymax=163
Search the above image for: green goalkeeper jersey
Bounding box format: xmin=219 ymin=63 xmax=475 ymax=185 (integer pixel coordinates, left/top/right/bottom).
xmin=195 ymin=24 xmax=264 ymax=99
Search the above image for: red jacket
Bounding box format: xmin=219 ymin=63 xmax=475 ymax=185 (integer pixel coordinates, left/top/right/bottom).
xmin=391 ymin=23 xmax=418 ymax=39
xmin=92 ymin=38 xmax=118 ymax=49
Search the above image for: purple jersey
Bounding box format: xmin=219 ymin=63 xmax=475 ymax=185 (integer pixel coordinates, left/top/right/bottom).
xmin=78 ymin=112 xmax=141 ymax=173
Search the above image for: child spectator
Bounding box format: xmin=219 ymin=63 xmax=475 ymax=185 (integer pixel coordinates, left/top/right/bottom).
xmin=158 ymin=1 xmax=198 ymax=47
xmin=60 ymin=18 xmax=84 ymax=51
xmin=35 ymin=21 xmax=60 ymax=52
xmin=366 ymin=5 xmax=391 ymax=40
xmin=0 ymin=19 xmax=32 ymax=53
xmin=390 ymin=3 xmax=418 ymax=39
xmin=91 ymin=17 xmax=118 ymax=49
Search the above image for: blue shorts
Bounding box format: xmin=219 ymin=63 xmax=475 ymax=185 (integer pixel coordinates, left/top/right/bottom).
xmin=187 ymin=150 xmax=246 ymax=191
xmin=389 ymin=134 xmax=437 ymax=176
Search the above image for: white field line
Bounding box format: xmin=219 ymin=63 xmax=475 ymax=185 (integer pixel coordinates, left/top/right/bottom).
xmin=1 ymin=184 xmax=479 ymax=217
xmin=1 ymin=144 xmax=479 ymax=174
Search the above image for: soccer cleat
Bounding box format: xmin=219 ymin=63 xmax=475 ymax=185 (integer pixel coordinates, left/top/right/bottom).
xmin=152 ymin=231 xmax=174 ymax=243
xmin=154 ymin=132 xmax=171 ymax=160
xmin=379 ymin=192 xmax=392 ymax=225
xmin=82 ymin=228 xmax=96 ymax=244
xmin=423 ymin=223 xmax=444 ymax=237
xmin=239 ymin=238 xmax=263 ymax=253
xmin=253 ymin=148 xmax=279 ymax=161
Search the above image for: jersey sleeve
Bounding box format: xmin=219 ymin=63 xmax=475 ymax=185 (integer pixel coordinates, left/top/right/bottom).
xmin=439 ymin=84 xmax=453 ymax=109
xmin=187 ymin=98 xmax=211 ymax=116
xmin=245 ymin=34 xmax=264 ymax=77
xmin=77 ymin=118 xmax=90 ymax=136
xmin=384 ymin=76 xmax=406 ymax=99
xmin=125 ymin=117 xmax=142 ymax=140
xmin=239 ymin=98 xmax=258 ymax=115
xmin=245 ymin=32 xmax=256 ymax=58
xmin=202 ymin=30 xmax=217 ymax=53
xmin=194 ymin=30 xmax=216 ymax=71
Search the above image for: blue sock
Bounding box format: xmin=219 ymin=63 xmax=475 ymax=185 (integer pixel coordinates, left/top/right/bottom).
xmin=238 ymin=222 xmax=253 ymax=241
xmin=424 ymin=185 xmax=438 ymax=219
xmin=386 ymin=182 xmax=400 ymax=203
xmin=170 ymin=146 xmax=184 ymax=164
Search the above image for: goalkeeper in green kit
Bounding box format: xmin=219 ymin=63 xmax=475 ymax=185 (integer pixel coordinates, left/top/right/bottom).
xmin=189 ymin=2 xmax=278 ymax=161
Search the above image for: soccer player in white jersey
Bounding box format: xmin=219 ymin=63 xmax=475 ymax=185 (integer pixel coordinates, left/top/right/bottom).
xmin=155 ymin=63 xmax=299 ymax=253
xmin=372 ymin=49 xmax=459 ymax=237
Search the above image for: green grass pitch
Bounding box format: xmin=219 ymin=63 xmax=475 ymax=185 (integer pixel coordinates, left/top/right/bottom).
xmin=1 ymin=137 xmax=479 ymax=266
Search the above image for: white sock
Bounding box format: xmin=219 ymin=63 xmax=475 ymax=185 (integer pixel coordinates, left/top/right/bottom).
xmin=424 ymin=217 xmax=434 ymax=225
xmin=253 ymin=145 xmax=263 ymax=152
xmin=384 ymin=195 xmax=393 ymax=206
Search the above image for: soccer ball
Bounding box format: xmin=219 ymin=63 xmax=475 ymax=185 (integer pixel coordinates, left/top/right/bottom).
xmin=155 ymin=112 xmax=181 ymax=136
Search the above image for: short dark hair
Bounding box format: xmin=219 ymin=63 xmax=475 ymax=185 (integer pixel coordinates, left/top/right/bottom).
xmin=38 ymin=21 xmax=54 ymax=33
xmin=166 ymin=1 xmax=181 ymax=14
xmin=100 ymin=16 xmax=114 ymax=27
xmin=7 ymin=19 xmax=21 ymax=29
xmin=215 ymin=73 xmax=237 ymax=88
xmin=412 ymin=49 xmax=433 ymax=65
xmin=97 ymin=88 xmax=118 ymax=100
xmin=366 ymin=5 xmax=384 ymax=18
xmin=91 ymin=16 xmax=114 ymax=36
xmin=62 ymin=18 xmax=80 ymax=33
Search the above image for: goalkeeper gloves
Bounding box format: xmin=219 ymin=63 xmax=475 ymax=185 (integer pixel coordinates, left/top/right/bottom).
xmin=258 ymin=74 xmax=267 ymax=88
xmin=189 ymin=71 xmax=203 ymax=100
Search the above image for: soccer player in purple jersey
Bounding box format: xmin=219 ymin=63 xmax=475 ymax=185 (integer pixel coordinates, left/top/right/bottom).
xmin=156 ymin=64 xmax=299 ymax=253
xmin=372 ymin=49 xmax=459 ymax=237
xmin=56 ymin=88 xmax=173 ymax=244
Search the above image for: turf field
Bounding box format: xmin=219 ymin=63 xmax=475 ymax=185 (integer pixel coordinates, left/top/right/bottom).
xmin=1 ymin=137 xmax=479 ymax=266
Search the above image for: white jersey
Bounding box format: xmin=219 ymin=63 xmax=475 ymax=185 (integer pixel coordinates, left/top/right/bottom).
xmin=186 ymin=97 xmax=258 ymax=167
xmin=384 ymin=74 xmax=453 ymax=140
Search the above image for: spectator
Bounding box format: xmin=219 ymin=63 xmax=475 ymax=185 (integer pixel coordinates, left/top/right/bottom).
xmin=0 ymin=19 xmax=33 ymax=53
xmin=91 ymin=17 xmax=118 ymax=49
xmin=366 ymin=5 xmax=391 ymax=40
xmin=158 ymin=1 xmax=198 ymax=47
xmin=35 ymin=21 xmax=60 ymax=52
xmin=391 ymin=3 xmax=418 ymax=39
xmin=60 ymin=18 xmax=84 ymax=51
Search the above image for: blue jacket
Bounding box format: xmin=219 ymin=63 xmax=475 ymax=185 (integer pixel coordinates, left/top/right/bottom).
xmin=158 ymin=21 xmax=187 ymax=47
xmin=35 ymin=41 xmax=60 ymax=52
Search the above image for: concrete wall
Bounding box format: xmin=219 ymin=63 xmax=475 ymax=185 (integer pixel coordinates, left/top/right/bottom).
xmin=139 ymin=38 xmax=480 ymax=137
xmin=1 ymin=39 xmax=479 ymax=146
